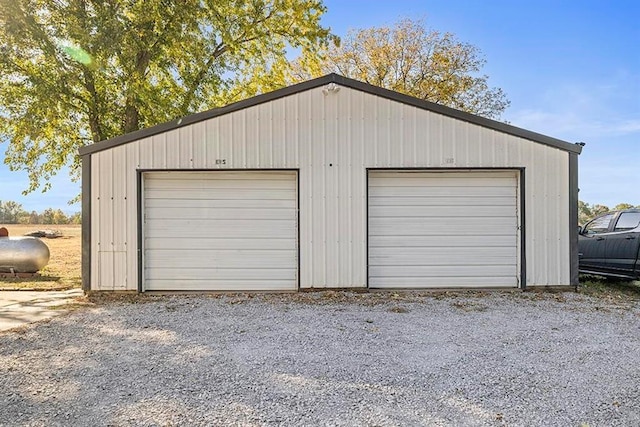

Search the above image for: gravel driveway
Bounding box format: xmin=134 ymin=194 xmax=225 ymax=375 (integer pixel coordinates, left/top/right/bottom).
xmin=0 ymin=291 xmax=638 ymax=426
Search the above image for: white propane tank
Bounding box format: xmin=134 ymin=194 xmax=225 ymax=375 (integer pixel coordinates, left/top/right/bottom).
xmin=0 ymin=228 xmax=50 ymax=273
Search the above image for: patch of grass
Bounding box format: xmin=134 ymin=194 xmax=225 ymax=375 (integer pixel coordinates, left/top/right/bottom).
xmin=49 ymin=299 xmax=94 ymax=311
xmin=86 ymin=292 xmax=173 ymax=305
xmin=0 ymin=224 xmax=81 ymax=290
xmin=579 ymin=274 xmax=640 ymax=301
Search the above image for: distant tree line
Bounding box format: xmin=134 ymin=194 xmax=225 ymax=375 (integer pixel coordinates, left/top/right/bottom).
xmin=579 ymin=201 xmax=640 ymax=225
xmin=2 ymin=199 xmax=636 ymax=226
xmin=0 ymin=200 xmax=80 ymax=225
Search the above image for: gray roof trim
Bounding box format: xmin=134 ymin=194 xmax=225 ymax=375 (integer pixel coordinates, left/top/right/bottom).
xmin=79 ymin=73 xmax=583 ymax=156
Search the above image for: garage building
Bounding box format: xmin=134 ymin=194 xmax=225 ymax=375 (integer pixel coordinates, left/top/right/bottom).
xmin=79 ymin=74 xmax=582 ymax=292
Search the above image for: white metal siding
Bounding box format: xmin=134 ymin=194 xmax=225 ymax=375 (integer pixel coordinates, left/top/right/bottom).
xmin=90 ymin=85 xmax=570 ymax=290
xmin=369 ymin=171 xmax=519 ymax=288
xmin=143 ymin=171 xmax=297 ymax=291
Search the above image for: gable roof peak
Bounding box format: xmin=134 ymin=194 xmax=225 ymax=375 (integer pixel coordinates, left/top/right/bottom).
xmin=79 ymin=74 xmax=582 ymax=156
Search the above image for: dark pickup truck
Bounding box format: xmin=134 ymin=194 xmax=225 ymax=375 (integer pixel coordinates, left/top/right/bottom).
xmin=578 ymin=209 xmax=640 ymax=279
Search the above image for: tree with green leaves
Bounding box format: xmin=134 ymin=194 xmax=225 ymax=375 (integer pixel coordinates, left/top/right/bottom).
xmin=613 ymin=203 xmax=636 ymax=211
xmin=0 ymin=0 xmax=334 ymax=193
xmin=291 ymin=18 xmax=509 ymax=119
xmin=0 ymin=200 xmax=25 ymax=223
xmin=578 ymin=201 xmax=640 ymax=225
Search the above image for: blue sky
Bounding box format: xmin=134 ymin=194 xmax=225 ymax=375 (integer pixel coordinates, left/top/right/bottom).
xmin=1 ymin=0 xmax=638 ymax=212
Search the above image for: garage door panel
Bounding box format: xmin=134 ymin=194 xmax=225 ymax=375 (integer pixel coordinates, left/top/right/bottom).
xmin=146 ymin=207 xmax=294 ymax=220
xmin=370 ymin=248 xmax=517 ymax=265
xmin=145 ymin=178 xmax=296 ymax=190
xmin=146 ymin=280 xmax=296 ymax=291
xmin=369 ymin=171 xmax=519 ymax=289
xmin=369 ymin=176 xmax=516 ymax=187
xmin=369 ymin=186 xmax=515 ymax=198
xmin=368 ymin=196 xmax=515 ymax=207
xmin=369 ymin=205 xmax=517 ymax=218
xmin=145 ymin=198 xmax=296 ymax=210
xmin=145 ymin=238 xmax=295 ymax=251
xmin=369 ymin=255 xmax=518 ymax=267
xmin=145 ymin=188 xmax=295 ymax=200
xmin=147 ymin=172 xmax=296 ymax=181
xmin=369 ymin=235 xmax=516 ymax=248
xmin=369 ymin=217 xmax=517 ymax=236
xmin=145 ymin=221 xmax=296 ymax=239
xmin=145 ymin=250 xmax=297 ymax=269
xmin=145 ymin=268 xmax=297 ymax=281
xmin=369 ymin=171 xmax=516 ymax=180
xmin=144 ymin=171 xmax=297 ymax=291
xmin=369 ymin=276 xmax=517 ymax=288
xmin=369 ymin=265 xmax=515 ymax=277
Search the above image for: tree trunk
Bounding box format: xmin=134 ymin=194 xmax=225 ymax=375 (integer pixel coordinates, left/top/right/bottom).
xmin=123 ymin=102 xmax=139 ymax=134
xmin=123 ymin=50 xmax=151 ymax=134
xmin=82 ymin=71 xmax=104 ymax=142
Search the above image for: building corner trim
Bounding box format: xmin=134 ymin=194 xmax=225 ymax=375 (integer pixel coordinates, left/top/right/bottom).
xmin=569 ymin=153 xmax=579 ymax=287
xmin=137 ymin=171 xmax=143 ymax=293
xmin=81 ymin=154 xmax=92 ymax=292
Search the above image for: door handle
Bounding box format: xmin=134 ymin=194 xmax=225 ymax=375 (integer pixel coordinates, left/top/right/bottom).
xmin=626 ymin=236 xmax=637 ymax=240
xmin=596 ymin=236 xmax=605 ymax=241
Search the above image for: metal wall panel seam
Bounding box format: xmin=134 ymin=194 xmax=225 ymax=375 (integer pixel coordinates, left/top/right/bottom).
xmin=551 ymin=155 xmax=557 ymax=284
xmin=324 ymin=92 xmax=333 ymax=286
xmin=91 ymin=155 xmax=99 ymax=289
xmin=167 ymin=129 xmax=179 ymax=167
xmin=302 ymin=91 xmax=313 ymax=287
xmin=163 ymin=132 xmax=169 ymax=169
xmin=269 ymin=101 xmax=273 ymax=167
xmin=463 ymin=125 xmax=470 ymax=167
xmin=241 ymin=109 xmax=247 ymax=168
xmin=126 ymin=143 xmax=139 ymax=290
xmin=100 ymin=150 xmax=114 ymax=289
xmin=322 ymin=91 xmax=329 ymax=286
xmin=543 ymin=146 xmax=550 ymax=283
xmin=333 ymin=92 xmax=341 ymax=285
xmin=527 ymin=143 xmax=535 ymax=285
xmin=113 ymin=147 xmax=127 ymax=288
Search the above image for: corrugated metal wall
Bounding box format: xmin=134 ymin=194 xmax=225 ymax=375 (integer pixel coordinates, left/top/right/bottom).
xmin=90 ymin=85 xmax=570 ymax=290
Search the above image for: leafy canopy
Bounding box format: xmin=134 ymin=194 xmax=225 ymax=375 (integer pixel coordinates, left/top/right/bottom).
xmin=291 ymin=18 xmax=509 ymax=120
xmin=0 ymin=0 xmax=334 ymax=193
xmin=578 ymin=201 xmax=640 ymax=225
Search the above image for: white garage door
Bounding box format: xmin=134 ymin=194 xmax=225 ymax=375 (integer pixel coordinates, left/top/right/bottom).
xmin=368 ymin=171 xmax=519 ymax=288
xmin=143 ymin=171 xmax=297 ymax=291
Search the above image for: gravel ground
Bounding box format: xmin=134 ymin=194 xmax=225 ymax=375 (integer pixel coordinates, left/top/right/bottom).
xmin=0 ymin=291 xmax=638 ymax=426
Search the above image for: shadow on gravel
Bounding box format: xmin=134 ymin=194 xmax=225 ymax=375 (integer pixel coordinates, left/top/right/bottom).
xmin=0 ymin=293 xmax=638 ymax=425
